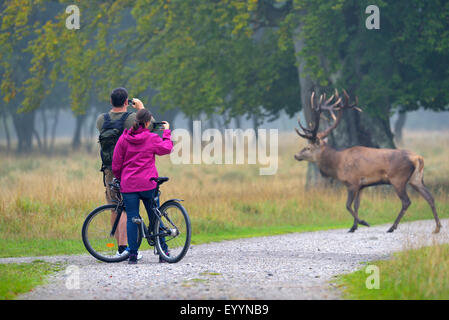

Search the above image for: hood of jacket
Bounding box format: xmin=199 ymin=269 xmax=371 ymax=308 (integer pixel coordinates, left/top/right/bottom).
xmin=122 ymin=127 xmax=150 ymax=145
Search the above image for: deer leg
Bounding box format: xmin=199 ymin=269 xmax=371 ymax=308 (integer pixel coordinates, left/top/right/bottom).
xmin=387 ymin=184 xmax=411 ymax=233
xmin=346 ymin=188 xmax=362 ymax=232
xmin=354 ymin=190 xmax=370 ymax=227
xmin=410 ymin=183 xmax=442 ymax=233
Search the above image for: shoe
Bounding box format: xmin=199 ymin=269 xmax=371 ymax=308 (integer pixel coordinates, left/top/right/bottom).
xmin=128 ymin=253 xmax=138 ymax=264
xmin=115 ymin=250 xmax=128 ymax=258
xmin=117 ymin=249 xmax=143 ymax=260
xmin=159 ymin=250 xmax=170 ymax=263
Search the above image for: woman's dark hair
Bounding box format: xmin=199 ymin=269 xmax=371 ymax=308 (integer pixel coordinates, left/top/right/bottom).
xmin=132 ymin=109 xmax=153 ymax=131
xmin=111 ymin=87 xmax=128 ymax=107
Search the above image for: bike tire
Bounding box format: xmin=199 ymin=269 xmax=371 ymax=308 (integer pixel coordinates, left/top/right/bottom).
xmin=154 ymin=200 xmax=191 ymax=263
xmin=82 ymin=204 xmax=143 ymax=263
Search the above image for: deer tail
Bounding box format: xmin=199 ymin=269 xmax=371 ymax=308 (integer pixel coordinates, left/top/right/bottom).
xmin=410 ymin=155 xmax=425 ymax=186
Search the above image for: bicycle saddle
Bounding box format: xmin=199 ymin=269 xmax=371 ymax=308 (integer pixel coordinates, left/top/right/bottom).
xmin=150 ymin=177 xmax=169 ymax=185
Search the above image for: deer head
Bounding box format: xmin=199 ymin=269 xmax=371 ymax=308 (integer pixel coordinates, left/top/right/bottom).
xmin=294 ymin=89 xmax=360 ymax=162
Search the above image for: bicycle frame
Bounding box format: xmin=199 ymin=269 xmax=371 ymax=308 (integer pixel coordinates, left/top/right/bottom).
xmin=109 ymin=196 xmax=124 ymax=238
xmin=109 ymin=184 xmax=183 ymax=243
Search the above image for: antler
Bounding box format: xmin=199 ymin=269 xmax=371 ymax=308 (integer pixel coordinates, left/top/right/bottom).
xmin=295 ymin=89 xmax=342 ymax=142
xmin=317 ymin=89 xmax=361 ymax=140
xmin=295 ymin=92 xmax=319 ymax=140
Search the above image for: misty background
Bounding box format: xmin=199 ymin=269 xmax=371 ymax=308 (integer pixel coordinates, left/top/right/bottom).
xmin=1 ymin=108 xmax=448 ymax=144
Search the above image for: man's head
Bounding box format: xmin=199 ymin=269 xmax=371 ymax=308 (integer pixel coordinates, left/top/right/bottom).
xmin=110 ymin=87 xmax=129 ymax=108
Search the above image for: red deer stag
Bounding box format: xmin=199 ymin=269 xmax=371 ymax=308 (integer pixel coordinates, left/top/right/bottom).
xmin=294 ymin=90 xmax=442 ymax=233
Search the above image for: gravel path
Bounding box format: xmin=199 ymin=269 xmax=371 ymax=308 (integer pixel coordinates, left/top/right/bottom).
xmin=3 ymin=219 xmax=448 ymax=300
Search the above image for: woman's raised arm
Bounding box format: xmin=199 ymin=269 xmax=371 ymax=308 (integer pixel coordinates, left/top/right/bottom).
xmin=152 ymin=129 xmax=173 ymax=156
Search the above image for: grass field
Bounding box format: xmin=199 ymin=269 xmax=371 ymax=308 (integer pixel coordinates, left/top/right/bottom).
xmin=0 ymin=130 xmax=448 ymax=300
xmin=0 ymin=130 xmax=448 ymax=258
xmin=338 ymin=243 xmax=449 ymax=299
xmin=0 ymin=260 xmax=65 ymax=300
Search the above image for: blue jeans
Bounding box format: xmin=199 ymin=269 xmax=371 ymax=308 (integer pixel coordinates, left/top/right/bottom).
xmin=122 ymin=189 xmax=168 ymax=255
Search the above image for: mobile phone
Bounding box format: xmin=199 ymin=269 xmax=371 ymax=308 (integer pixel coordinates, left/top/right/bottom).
xmin=128 ymin=99 xmax=135 ymax=105
xmin=153 ymin=122 xmax=165 ymax=130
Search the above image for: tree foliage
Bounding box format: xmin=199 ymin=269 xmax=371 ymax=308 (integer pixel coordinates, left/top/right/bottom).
xmin=279 ymin=0 xmax=449 ymax=116
xmin=1 ymin=0 xmax=449 ymax=152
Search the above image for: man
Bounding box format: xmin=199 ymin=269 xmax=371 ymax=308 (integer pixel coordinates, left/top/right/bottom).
xmin=96 ymin=87 xmax=154 ymax=259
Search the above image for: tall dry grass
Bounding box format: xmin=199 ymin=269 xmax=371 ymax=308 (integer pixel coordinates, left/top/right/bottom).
xmin=0 ymin=130 xmax=448 ymax=243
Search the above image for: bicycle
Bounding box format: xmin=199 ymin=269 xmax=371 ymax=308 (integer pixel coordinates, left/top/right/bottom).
xmin=82 ymin=177 xmax=191 ymax=263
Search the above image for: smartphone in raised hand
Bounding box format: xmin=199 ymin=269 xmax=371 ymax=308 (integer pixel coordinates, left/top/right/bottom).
xmin=153 ymin=122 xmax=165 ymax=131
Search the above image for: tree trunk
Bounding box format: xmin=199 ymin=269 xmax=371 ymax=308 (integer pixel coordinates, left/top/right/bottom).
xmin=292 ymin=24 xmax=328 ymax=188
xmin=188 ymin=115 xmax=194 ymax=136
xmin=12 ymin=111 xmax=36 ymax=153
xmin=2 ymin=114 xmax=11 ymax=151
xmin=41 ymin=108 xmax=48 ymax=152
xmin=234 ymin=115 xmax=242 ymax=128
xmin=206 ymin=114 xmax=216 ymax=131
xmin=84 ymin=112 xmax=97 ymax=153
xmin=33 ymin=128 xmax=43 ymax=151
xmin=72 ymin=113 xmax=87 ymax=150
xmin=394 ymin=109 xmax=407 ymax=146
xmin=50 ymin=108 xmax=60 ymax=153
xmin=252 ymin=114 xmax=260 ymax=138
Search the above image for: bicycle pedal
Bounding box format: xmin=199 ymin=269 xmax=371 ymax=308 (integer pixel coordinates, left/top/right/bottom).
xmin=132 ymin=217 xmax=142 ymax=224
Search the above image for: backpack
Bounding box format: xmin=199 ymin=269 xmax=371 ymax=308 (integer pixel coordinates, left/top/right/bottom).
xmin=98 ymin=112 xmax=131 ymax=171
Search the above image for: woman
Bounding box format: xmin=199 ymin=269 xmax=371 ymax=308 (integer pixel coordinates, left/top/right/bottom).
xmin=112 ymin=108 xmax=173 ymax=264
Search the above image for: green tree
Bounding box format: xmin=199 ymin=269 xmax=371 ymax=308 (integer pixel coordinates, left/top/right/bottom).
xmin=125 ymin=0 xmax=300 ymax=125
xmin=281 ymin=0 xmax=449 ymax=150
xmin=2 ymin=0 xmax=449 ymax=157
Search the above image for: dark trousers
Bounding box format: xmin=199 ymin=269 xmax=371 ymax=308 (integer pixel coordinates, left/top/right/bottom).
xmin=122 ymin=189 xmax=168 ymax=255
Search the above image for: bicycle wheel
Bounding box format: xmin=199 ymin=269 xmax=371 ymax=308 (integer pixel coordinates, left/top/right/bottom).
xmin=154 ymin=201 xmax=191 ymax=263
xmin=82 ymin=204 xmax=142 ymax=263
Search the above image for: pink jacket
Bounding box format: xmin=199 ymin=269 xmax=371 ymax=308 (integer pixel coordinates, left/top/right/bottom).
xmin=112 ymin=127 xmax=173 ymax=193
